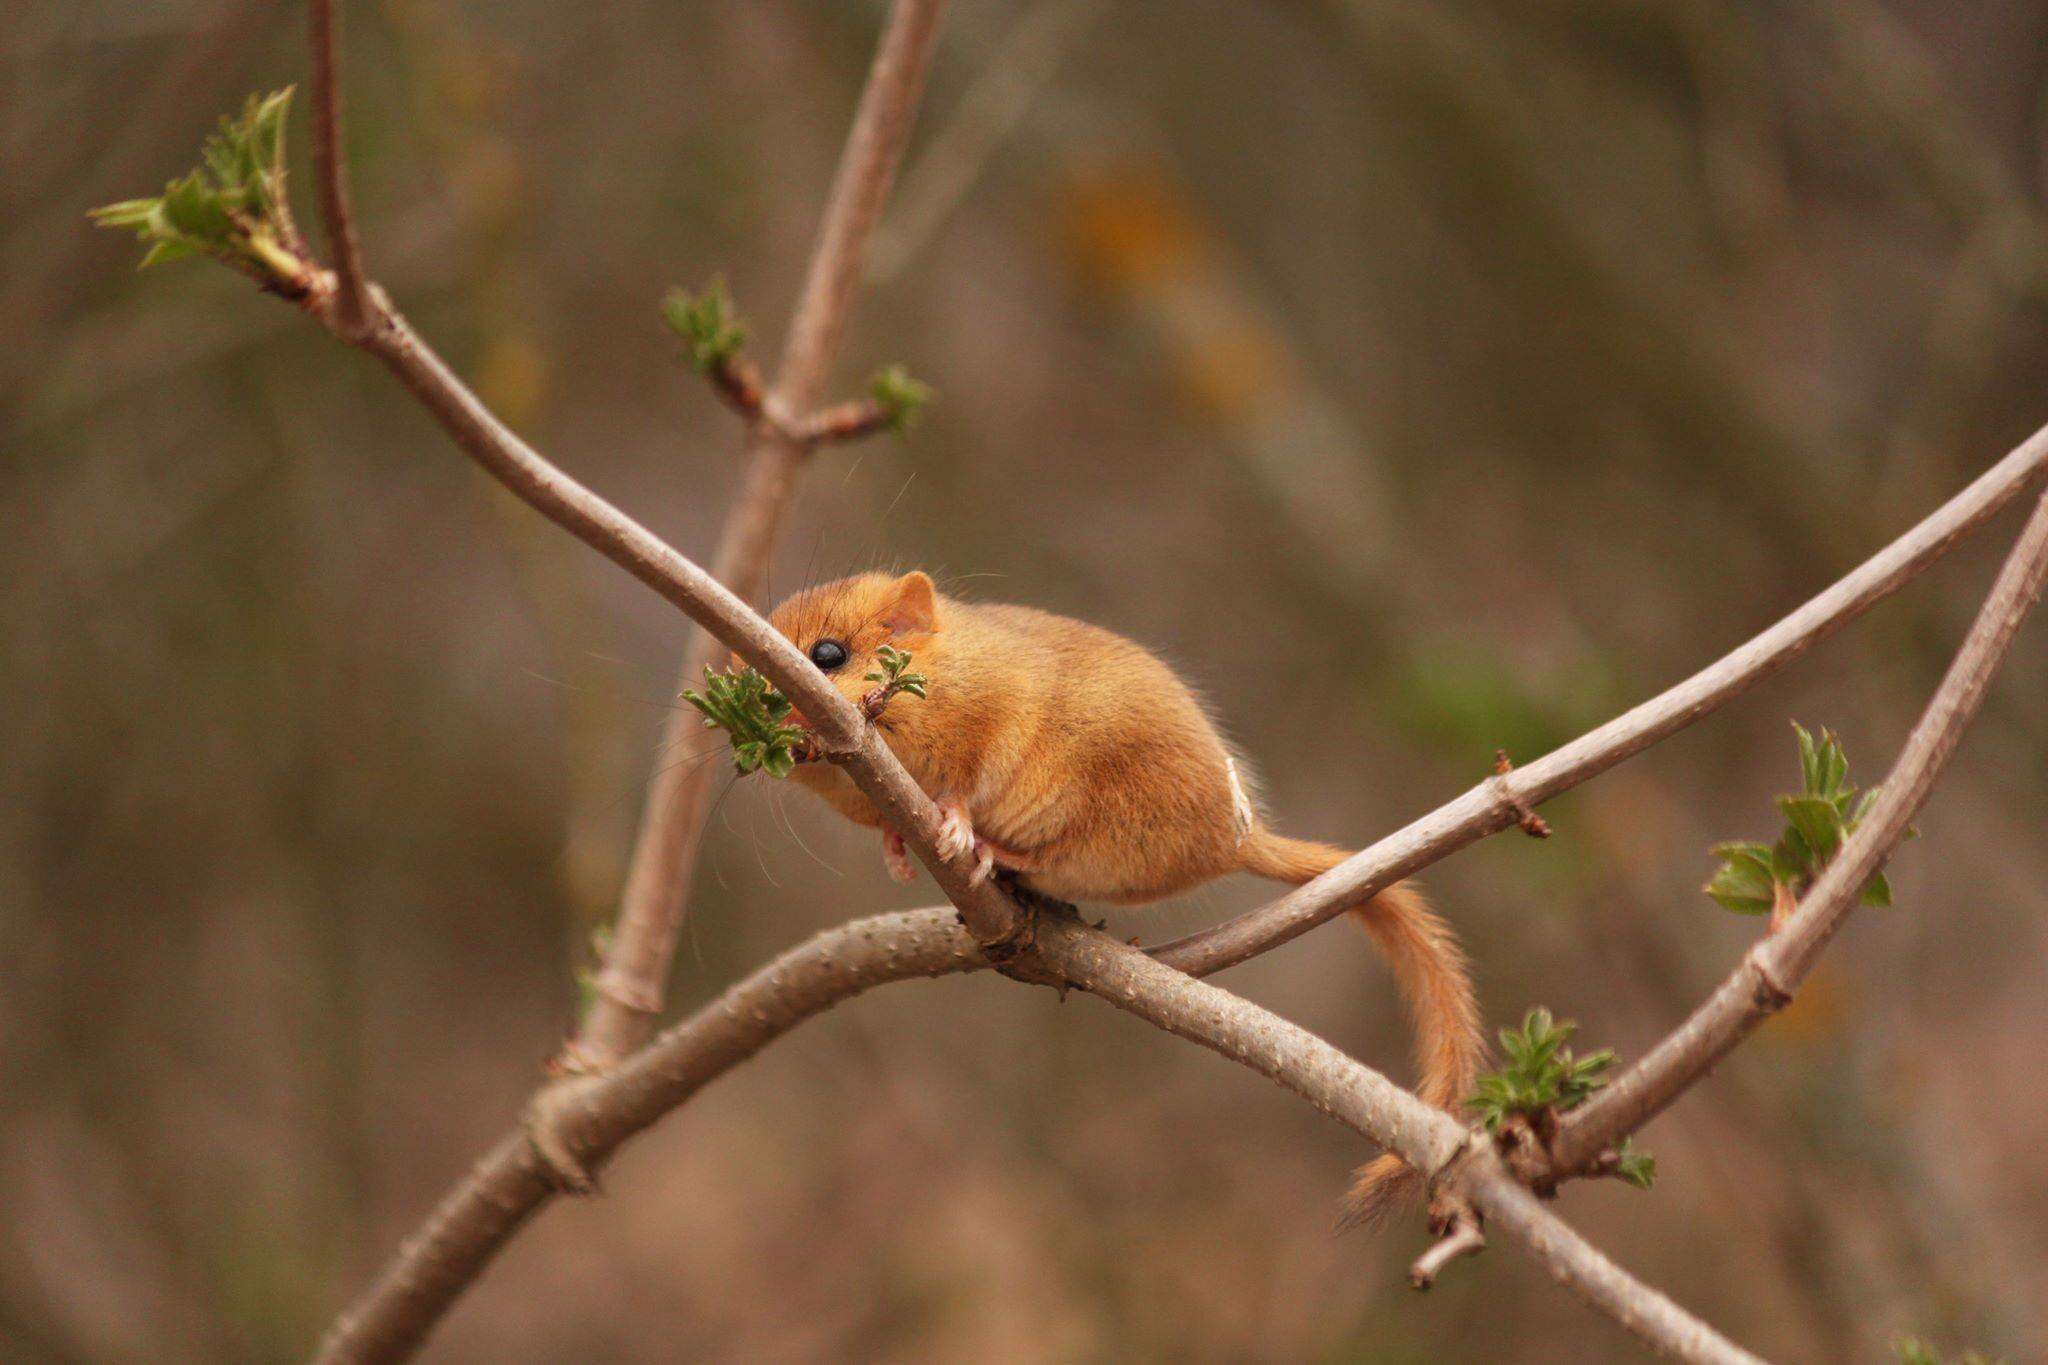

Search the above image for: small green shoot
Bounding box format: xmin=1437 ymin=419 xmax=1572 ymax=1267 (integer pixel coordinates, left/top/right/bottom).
xmin=1469 ymin=1007 xmax=1615 ymax=1131
xmin=864 ymin=644 xmax=928 ymax=704
xmin=1705 ymin=723 xmax=1904 ymax=917
xmin=91 ymin=88 xmax=307 ymax=283
xmin=1611 ymin=1137 xmax=1656 ymax=1190
xmin=661 ymin=278 xmax=747 ymax=373
xmin=868 ymin=363 xmax=933 ymax=433
xmin=680 ymin=665 xmax=810 ymax=778
xmin=1469 ymin=1008 xmax=1655 ymax=1189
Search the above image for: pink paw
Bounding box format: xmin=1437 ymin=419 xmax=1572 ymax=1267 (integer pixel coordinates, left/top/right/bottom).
xmin=882 ymin=829 xmax=917 ymax=884
xmin=933 ymin=803 xmax=997 ymax=886
xmin=935 ymin=802 xmax=976 ymax=862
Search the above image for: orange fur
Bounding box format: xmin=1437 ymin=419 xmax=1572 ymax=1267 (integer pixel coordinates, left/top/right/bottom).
xmin=765 ymin=571 xmax=1487 ymax=1220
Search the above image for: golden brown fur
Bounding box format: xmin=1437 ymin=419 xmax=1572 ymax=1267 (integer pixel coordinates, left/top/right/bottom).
xmin=765 ymin=571 xmax=1485 ymax=1219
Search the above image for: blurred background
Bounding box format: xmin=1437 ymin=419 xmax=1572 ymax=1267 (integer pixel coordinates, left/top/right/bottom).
xmin=6 ymin=1 xmax=2047 ymax=1360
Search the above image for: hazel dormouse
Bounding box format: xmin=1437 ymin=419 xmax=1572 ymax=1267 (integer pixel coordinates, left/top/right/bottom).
xmin=763 ymin=570 xmax=1483 ymax=1218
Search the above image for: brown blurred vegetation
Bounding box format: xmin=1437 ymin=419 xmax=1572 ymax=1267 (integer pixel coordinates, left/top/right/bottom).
xmin=6 ymin=2 xmax=2047 ymax=1360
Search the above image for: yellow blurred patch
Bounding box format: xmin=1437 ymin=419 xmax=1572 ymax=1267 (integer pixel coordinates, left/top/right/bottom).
xmin=1054 ymin=164 xmax=1204 ymax=297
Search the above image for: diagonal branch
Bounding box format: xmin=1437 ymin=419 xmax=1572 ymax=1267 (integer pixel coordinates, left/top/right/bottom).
xmin=308 ymin=0 xmax=373 ymax=339
xmin=1153 ymin=423 xmax=2048 ymax=978
xmin=580 ymin=0 xmax=951 ymax=1067
xmin=351 ymin=308 xmax=1023 ymax=948
xmin=314 ymin=910 xmax=981 ymax=1363
xmin=1544 ymin=482 xmax=2048 ymax=1175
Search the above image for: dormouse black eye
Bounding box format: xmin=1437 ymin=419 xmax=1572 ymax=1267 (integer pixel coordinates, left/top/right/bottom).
xmin=808 ymin=638 xmax=850 ymax=671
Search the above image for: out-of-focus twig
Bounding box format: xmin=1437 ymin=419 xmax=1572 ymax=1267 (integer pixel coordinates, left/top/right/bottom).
xmin=576 ymin=0 xmax=951 ymax=1068
xmin=868 ymin=0 xmax=1103 ymax=284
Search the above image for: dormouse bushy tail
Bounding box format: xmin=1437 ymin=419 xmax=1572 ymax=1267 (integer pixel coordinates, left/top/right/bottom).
xmin=1237 ymin=829 xmax=1485 ymax=1224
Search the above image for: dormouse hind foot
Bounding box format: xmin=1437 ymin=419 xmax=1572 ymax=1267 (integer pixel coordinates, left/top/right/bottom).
xmin=881 ymin=828 xmax=917 ymax=884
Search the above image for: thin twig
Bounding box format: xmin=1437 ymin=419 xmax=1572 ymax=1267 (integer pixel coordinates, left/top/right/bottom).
xmin=1546 ymin=484 xmax=2048 ymax=1176
xmin=1409 ymin=1213 xmax=1485 ymax=1290
xmin=578 ymin=0 xmax=951 ymax=1066
xmin=1151 ymin=425 xmax=2048 ymax=978
xmin=868 ymin=0 xmax=1104 ymax=284
xmin=308 ymin=0 xmax=374 ymax=339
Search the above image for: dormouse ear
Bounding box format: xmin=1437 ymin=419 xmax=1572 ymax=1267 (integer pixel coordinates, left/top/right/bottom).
xmin=881 ymin=571 xmax=937 ymax=636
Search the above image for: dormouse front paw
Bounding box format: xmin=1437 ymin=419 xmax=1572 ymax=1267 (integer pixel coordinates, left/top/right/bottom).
xmin=935 ymin=801 xmax=976 ymax=862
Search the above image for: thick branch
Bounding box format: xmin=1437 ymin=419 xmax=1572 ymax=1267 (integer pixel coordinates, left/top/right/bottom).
xmin=308 ymin=0 xmax=373 ymax=339
xmin=1153 ymin=423 xmax=2048 ymax=977
xmin=1547 ymin=483 xmax=2048 ymax=1174
xmin=580 ymin=0 xmax=950 ymax=1063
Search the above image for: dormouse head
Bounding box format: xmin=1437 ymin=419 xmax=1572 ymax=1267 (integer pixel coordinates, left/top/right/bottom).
xmin=760 ymin=570 xmax=940 ymax=720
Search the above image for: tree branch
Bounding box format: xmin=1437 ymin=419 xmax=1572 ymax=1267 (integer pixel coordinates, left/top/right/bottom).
xmin=579 ymin=0 xmax=951 ymax=1065
xmin=308 ymin=0 xmax=373 ymax=339
xmin=320 ymin=908 xmax=1759 ymax=1364
xmin=1152 ymin=424 xmax=2048 ymax=978
xmin=314 ymin=910 xmax=982 ymax=1363
xmin=1464 ymin=1167 xmax=1765 ymax=1365
xmin=345 ymin=308 xmax=1023 ymax=950
xmin=1544 ymin=482 xmax=2048 ymax=1176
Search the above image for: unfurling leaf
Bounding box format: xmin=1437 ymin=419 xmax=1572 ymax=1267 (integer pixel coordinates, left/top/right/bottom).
xmin=679 ymin=665 xmax=810 ymax=778
xmin=1468 ymin=1008 xmax=1656 ymax=1193
xmin=91 ymin=88 xmax=304 ymax=281
xmin=1777 ymin=794 xmax=1843 ymax=863
xmin=863 ymin=643 xmax=929 ymax=707
xmin=661 ymin=278 xmax=747 ymax=372
xmin=1705 ymin=722 xmax=1904 ymax=917
xmin=868 ymin=363 xmax=934 ymax=433
xmin=1613 ymin=1138 xmax=1657 ymax=1190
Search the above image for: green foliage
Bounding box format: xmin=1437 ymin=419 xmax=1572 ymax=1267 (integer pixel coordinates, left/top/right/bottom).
xmin=91 ymin=88 xmax=300 ymax=276
xmin=1469 ymin=1008 xmax=1614 ymax=1130
xmin=1611 ymin=1137 xmax=1656 ymax=1190
xmin=661 ymin=278 xmax=747 ymax=372
xmin=868 ymin=363 xmax=934 ymax=433
xmin=1704 ymin=723 xmax=1902 ymax=916
xmin=864 ymin=644 xmax=928 ymax=702
xmin=1894 ymin=1335 xmax=2000 ymax=1365
xmin=1468 ymin=1008 xmax=1655 ymax=1189
xmin=680 ymin=665 xmax=809 ymax=778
